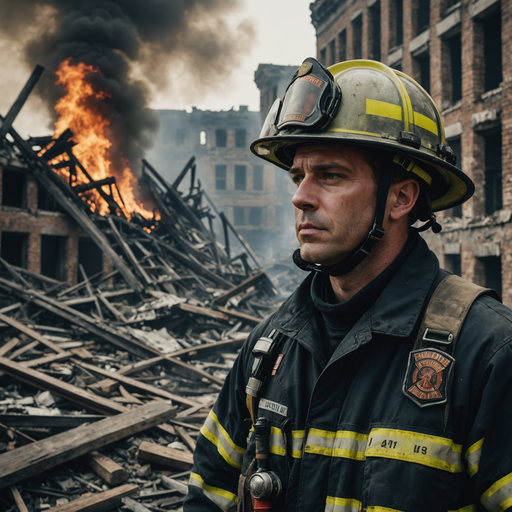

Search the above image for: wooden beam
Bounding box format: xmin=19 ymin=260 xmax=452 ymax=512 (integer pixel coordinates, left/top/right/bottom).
xmin=88 ymin=451 xmax=128 ymax=485
xmin=167 ymin=337 xmax=247 ymax=361
xmin=178 ymin=302 xmax=229 ymax=321
xmin=0 ymin=414 xmax=104 ymax=429
xmin=47 ymin=483 xmax=138 ymax=512
xmin=0 ymin=313 xmax=65 ymax=353
xmin=74 ymin=360 xmax=201 ymax=408
xmin=20 ymin=351 xmax=72 ymax=368
xmin=213 ymin=271 xmax=266 ymax=306
xmin=216 ymin=306 xmax=262 ymax=326
xmin=10 ymin=485 xmax=29 ymax=512
xmin=0 ymin=337 xmax=21 ymax=357
xmin=137 ymin=441 xmax=193 ymax=470
xmin=0 ymin=401 xmax=174 ymax=490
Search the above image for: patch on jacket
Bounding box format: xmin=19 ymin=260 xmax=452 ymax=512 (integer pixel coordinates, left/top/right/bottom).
xmin=259 ymin=397 xmax=288 ymax=417
xmin=402 ymin=349 xmax=455 ymax=408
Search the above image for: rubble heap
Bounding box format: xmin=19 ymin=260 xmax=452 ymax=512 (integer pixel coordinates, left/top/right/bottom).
xmin=0 ymin=68 xmax=284 ymax=512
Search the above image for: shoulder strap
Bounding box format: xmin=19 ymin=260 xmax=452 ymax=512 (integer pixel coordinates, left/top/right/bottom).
xmin=413 ymin=274 xmax=500 ymax=354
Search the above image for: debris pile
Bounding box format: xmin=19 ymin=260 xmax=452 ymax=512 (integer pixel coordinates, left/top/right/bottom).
xmin=0 ymin=68 xmax=284 ymax=511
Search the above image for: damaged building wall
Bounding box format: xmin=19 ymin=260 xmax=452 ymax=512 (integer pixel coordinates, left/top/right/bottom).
xmin=147 ymin=104 xmax=297 ymax=258
xmin=0 ymin=162 xmax=110 ymax=286
xmin=311 ymin=0 xmax=512 ymax=306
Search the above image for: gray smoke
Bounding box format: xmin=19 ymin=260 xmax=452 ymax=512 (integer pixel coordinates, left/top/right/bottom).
xmin=0 ymin=0 xmax=254 ymax=176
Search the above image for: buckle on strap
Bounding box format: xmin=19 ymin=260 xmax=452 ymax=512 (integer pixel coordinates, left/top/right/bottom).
xmin=422 ymin=328 xmax=454 ymax=345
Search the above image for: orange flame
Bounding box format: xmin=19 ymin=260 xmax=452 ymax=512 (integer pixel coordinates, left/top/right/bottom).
xmin=49 ymin=58 xmax=158 ymax=221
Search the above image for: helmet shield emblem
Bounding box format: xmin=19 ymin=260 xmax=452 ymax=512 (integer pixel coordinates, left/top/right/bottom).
xmin=402 ymin=349 xmax=455 ymax=408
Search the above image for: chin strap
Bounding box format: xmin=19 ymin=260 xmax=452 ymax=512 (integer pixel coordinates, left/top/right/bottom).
xmin=293 ymin=171 xmax=391 ymax=276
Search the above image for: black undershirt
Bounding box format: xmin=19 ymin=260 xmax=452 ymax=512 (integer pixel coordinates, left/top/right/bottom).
xmin=311 ymin=233 xmax=419 ymax=361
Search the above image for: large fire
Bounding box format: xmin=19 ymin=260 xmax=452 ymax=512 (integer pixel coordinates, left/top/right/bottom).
xmin=48 ymin=58 xmax=157 ymax=221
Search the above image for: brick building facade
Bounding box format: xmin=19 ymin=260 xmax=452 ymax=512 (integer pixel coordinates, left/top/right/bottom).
xmin=0 ymin=154 xmax=106 ymax=286
xmin=311 ymin=0 xmax=511 ymax=305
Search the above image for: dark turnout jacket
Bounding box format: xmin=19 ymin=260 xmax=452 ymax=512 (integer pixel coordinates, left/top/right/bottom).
xmin=184 ymin=237 xmax=512 ymax=512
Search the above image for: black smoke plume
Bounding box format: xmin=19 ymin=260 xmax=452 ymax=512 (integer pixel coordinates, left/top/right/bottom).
xmin=0 ymin=0 xmax=253 ymax=175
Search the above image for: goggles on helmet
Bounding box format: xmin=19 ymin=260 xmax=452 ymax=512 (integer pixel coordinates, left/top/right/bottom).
xmin=259 ymin=57 xmax=342 ymax=138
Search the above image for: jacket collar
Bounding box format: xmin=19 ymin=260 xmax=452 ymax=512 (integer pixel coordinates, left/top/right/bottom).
xmin=271 ymin=236 xmax=439 ymax=354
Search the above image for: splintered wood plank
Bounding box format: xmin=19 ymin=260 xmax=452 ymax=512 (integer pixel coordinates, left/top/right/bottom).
xmin=0 ymin=313 xmax=65 ymax=353
xmin=0 ymin=401 xmax=174 ymax=490
xmin=213 ymin=271 xmax=266 ymax=305
xmin=0 ymin=357 xmax=127 ymax=416
xmin=88 ymin=451 xmax=128 ymax=485
xmin=20 ymin=351 xmax=73 ymax=368
xmin=47 ymin=483 xmax=138 ymax=512
xmin=0 ymin=337 xmax=21 ymax=357
xmin=74 ymin=360 xmax=202 ymax=408
xmin=10 ymin=485 xmax=29 ymax=512
xmin=137 ymin=441 xmax=194 ymax=470
xmin=178 ymin=302 xmax=229 ymax=321
xmin=216 ymin=306 xmax=262 ymax=325
xmin=167 ymin=337 xmax=247 ymax=360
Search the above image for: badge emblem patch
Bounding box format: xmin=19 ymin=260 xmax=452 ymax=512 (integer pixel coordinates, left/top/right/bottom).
xmin=402 ymin=349 xmax=455 ymax=408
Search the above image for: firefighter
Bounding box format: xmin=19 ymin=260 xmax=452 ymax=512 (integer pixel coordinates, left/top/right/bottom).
xmin=184 ymin=59 xmax=512 ymax=512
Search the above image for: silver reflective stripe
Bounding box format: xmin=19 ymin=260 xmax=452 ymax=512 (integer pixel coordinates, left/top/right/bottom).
xmin=325 ymin=496 xmax=361 ymax=511
xmin=189 ymin=472 xmax=237 ymax=512
xmin=270 ymin=426 xmax=286 ymax=456
xmin=305 ymin=428 xmax=336 ymax=456
xmin=333 ymin=431 xmax=368 ymax=460
xmin=201 ymin=411 xmax=245 ymax=469
xmin=480 ymin=472 xmax=512 ymax=512
xmin=292 ymin=430 xmax=305 ymax=458
xmin=465 ymin=438 xmax=484 ymax=478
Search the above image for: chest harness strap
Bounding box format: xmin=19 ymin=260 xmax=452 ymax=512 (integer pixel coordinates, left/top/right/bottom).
xmin=245 ymin=328 xmax=285 ymax=425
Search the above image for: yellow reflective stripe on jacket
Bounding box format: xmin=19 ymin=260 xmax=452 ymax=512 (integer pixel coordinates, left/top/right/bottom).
xmin=325 ymin=496 xmax=361 ymax=511
xmin=466 ymin=438 xmax=484 ymax=478
xmin=448 ymin=506 xmax=477 ymax=512
xmin=189 ymin=472 xmax=237 ymax=512
xmin=366 ymin=99 xmax=402 ymax=122
xmin=292 ymin=429 xmax=305 ymax=458
xmin=270 ymin=426 xmax=286 ymax=456
xmin=367 ymin=507 xmax=403 ymax=512
xmin=480 ymin=472 xmax=512 ymax=512
xmin=201 ymin=411 xmax=245 ymax=469
xmin=333 ymin=430 xmax=368 ymax=461
xmin=367 ymin=428 xmax=464 ymax=473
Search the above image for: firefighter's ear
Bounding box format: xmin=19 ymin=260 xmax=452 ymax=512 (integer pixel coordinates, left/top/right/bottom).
xmin=388 ymin=178 xmax=420 ymax=221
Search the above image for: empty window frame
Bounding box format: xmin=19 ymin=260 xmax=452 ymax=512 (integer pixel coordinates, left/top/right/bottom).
xmin=338 ymin=29 xmax=347 ymax=62
xmin=215 ymin=165 xmax=227 ymax=190
xmin=200 ymin=131 xmax=207 ymax=145
xmin=79 ymin=238 xmax=103 ymax=278
xmin=482 ymin=13 xmax=502 ymax=92
xmin=235 ymin=129 xmax=246 ymax=148
xmin=235 ymin=165 xmax=247 ymax=190
xmin=329 ymin=39 xmax=336 ymax=66
xmin=1 ymin=232 xmax=28 ymax=268
xmin=482 ymin=255 xmax=502 ymax=297
xmin=369 ymin=2 xmax=381 ymax=61
xmin=447 ymin=34 xmax=462 ymax=104
xmin=390 ymin=0 xmax=403 ymax=47
xmin=216 ymin=129 xmax=227 ymax=147
xmin=447 ymin=137 xmax=462 ymax=217
xmin=415 ymin=52 xmax=431 ymax=93
xmin=2 ymin=170 xmax=26 ymax=208
xmin=444 ymin=253 xmax=461 ymax=276
xmin=417 ymin=0 xmax=430 ymax=33
xmin=352 ymin=15 xmax=363 ymax=59
xmin=233 ymin=206 xmax=245 ymax=226
xmin=249 ymin=207 xmax=263 ymax=226
xmin=41 ymin=235 xmax=66 ymax=281
xmin=484 ymin=129 xmax=502 ymax=215
xmin=320 ymin=47 xmax=327 ymax=66
xmin=253 ymin=165 xmax=264 ymax=191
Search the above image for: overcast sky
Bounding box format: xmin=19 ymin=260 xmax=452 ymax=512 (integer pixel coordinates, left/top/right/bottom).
xmin=0 ymin=0 xmax=317 ymax=137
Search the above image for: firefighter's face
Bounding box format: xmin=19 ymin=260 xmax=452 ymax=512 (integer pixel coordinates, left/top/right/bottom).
xmin=290 ymin=144 xmax=378 ymax=267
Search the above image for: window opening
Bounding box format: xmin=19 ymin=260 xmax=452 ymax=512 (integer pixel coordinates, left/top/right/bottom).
xmin=235 ymin=165 xmax=247 ymax=191
xmin=78 ymin=238 xmax=103 ymax=278
xmin=216 ymin=129 xmax=227 ymax=147
xmin=2 ymin=170 xmax=26 ymax=208
xmin=369 ymin=3 xmax=381 ymax=60
xmin=253 ymin=165 xmax=264 ymax=191
xmin=444 ymin=254 xmax=461 ymax=276
xmin=1 ymin=232 xmax=27 ymax=268
xmin=448 ymin=35 xmax=462 ymax=103
xmin=249 ymin=207 xmax=263 ymax=226
xmin=329 ymin=39 xmax=336 ymax=65
xmin=482 ymin=13 xmax=502 ymax=91
xmin=417 ymin=0 xmax=430 ymax=33
xmin=338 ymin=30 xmax=347 ymax=62
xmin=235 ymin=129 xmax=246 ymax=148
xmin=200 ymin=131 xmax=207 ymax=145
xmin=41 ymin=235 xmax=66 ymax=281
xmin=320 ymin=48 xmax=327 ymax=66
xmin=352 ymin=15 xmax=363 ymax=59
xmin=484 ymin=129 xmax=502 ymax=214
xmin=215 ymin=165 xmax=227 ymax=190
xmin=483 ymin=255 xmax=502 ymax=297
xmin=234 ymin=206 xmax=245 ymax=226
